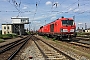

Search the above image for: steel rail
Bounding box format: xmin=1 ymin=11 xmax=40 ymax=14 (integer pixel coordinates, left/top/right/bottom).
xmin=70 ymin=42 xmax=90 ymax=49
xmin=34 ymin=36 xmax=75 ymax=60
xmin=32 ymin=37 xmax=48 ymax=60
xmin=7 ymin=35 xmax=31 ymax=60
xmin=0 ymin=36 xmax=28 ymax=48
xmin=0 ymin=36 xmax=29 ymax=54
xmin=0 ymin=40 xmax=25 ymax=54
xmin=73 ymin=37 xmax=90 ymax=42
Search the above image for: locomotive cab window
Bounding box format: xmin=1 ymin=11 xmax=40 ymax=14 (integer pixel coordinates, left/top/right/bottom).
xmin=62 ymin=20 xmax=74 ymax=25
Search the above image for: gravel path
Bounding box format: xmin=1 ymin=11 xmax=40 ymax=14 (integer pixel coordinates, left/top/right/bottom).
xmin=20 ymin=40 xmax=44 ymax=60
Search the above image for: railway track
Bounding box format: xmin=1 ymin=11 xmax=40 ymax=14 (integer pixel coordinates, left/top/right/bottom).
xmin=75 ymin=36 xmax=90 ymax=41
xmin=69 ymin=41 xmax=90 ymax=49
xmin=0 ymin=36 xmax=28 ymax=53
xmin=31 ymin=36 xmax=75 ymax=60
xmin=70 ymin=38 xmax=90 ymax=49
xmin=0 ymin=35 xmax=31 ymax=60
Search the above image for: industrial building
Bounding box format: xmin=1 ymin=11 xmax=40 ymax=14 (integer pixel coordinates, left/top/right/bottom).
xmin=2 ymin=17 xmax=29 ymax=35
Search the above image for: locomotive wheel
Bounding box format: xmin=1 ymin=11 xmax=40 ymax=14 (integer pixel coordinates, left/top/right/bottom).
xmin=59 ymin=37 xmax=62 ymax=40
xmin=56 ymin=36 xmax=62 ymax=40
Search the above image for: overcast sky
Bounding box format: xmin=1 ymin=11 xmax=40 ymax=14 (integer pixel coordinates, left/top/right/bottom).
xmin=0 ymin=0 xmax=90 ymax=30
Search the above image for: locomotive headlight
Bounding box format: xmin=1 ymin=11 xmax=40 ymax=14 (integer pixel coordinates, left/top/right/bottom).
xmin=70 ymin=29 xmax=74 ymax=32
xmin=63 ymin=29 xmax=68 ymax=32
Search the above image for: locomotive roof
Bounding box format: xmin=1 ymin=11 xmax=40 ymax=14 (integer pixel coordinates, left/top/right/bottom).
xmin=43 ymin=17 xmax=74 ymax=26
xmin=59 ymin=18 xmax=73 ymax=20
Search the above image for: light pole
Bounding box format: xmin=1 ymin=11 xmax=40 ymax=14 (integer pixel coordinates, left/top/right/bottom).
xmin=29 ymin=22 xmax=31 ymax=32
xmin=73 ymin=15 xmax=75 ymax=21
xmin=45 ymin=20 xmax=46 ymax=25
xmin=78 ymin=23 xmax=82 ymax=29
xmin=85 ymin=23 xmax=87 ymax=30
xmin=19 ymin=24 xmax=21 ymax=36
xmin=6 ymin=22 xmax=8 ymax=34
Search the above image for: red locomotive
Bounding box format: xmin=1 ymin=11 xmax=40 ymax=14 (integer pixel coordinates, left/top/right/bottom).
xmin=38 ymin=16 xmax=76 ymax=40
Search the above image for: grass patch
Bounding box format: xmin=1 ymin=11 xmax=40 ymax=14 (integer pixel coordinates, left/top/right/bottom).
xmin=0 ymin=39 xmax=5 ymax=43
xmin=52 ymin=38 xmax=56 ymax=41
xmin=0 ymin=34 xmax=18 ymax=39
xmin=43 ymin=36 xmax=49 ymax=40
xmin=72 ymin=46 xmax=76 ymax=48
xmin=2 ymin=34 xmax=12 ymax=39
xmin=54 ymin=40 xmax=58 ymax=42
xmin=0 ymin=35 xmax=3 ymax=39
xmin=11 ymin=33 xmax=18 ymax=38
xmin=26 ymin=32 xmax=30 ymax=35
xmin=77 ymin=32 xmax=90 ymax=36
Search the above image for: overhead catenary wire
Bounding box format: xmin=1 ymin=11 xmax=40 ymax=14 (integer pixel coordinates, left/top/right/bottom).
xmin=11 ymin=0 xmax=20 ymax=12
xmin=6 ymin=0 xmax=22 ymax=16
xmin=18 ymin=0 xmax=22 ymax=16
xmin=49 ymin=0 xmax=77 ymax=16
xmin=0 ymin=10 xmax=31 ymax=12
xmin=1 ymin=0 xmax=89 ymax=14
xmin=48 ymin=0 xmax=59 ymax=19
xmin=31 ymin=0 xmax=41 ymax=31
xmin=7 ymin=0 xmax=90 ymax=30
xmin=1 ymin=0 xmax=90 ymax=17
xmin=49 ymin=0 xmax=75 ymax=20
xmin=32 ymin=0 xmax=41 ymax=20
xmin=78 ymin=0 xmax=79 ymax=8
xmin=45 ymin=0 xmax=90 ymax=24
xmin=52 ymin=0 xmax=90 ymax=15
xmin=70 ymin=3 xmax=89 ymax=13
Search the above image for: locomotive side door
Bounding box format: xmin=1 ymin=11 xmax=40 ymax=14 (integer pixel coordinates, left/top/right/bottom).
xmin=50 ymin=24 xmax=54 ymax=32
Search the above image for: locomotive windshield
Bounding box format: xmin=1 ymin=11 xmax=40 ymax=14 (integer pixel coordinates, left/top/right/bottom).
xmin=62 ymin=20 xmax=74 ymax=25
